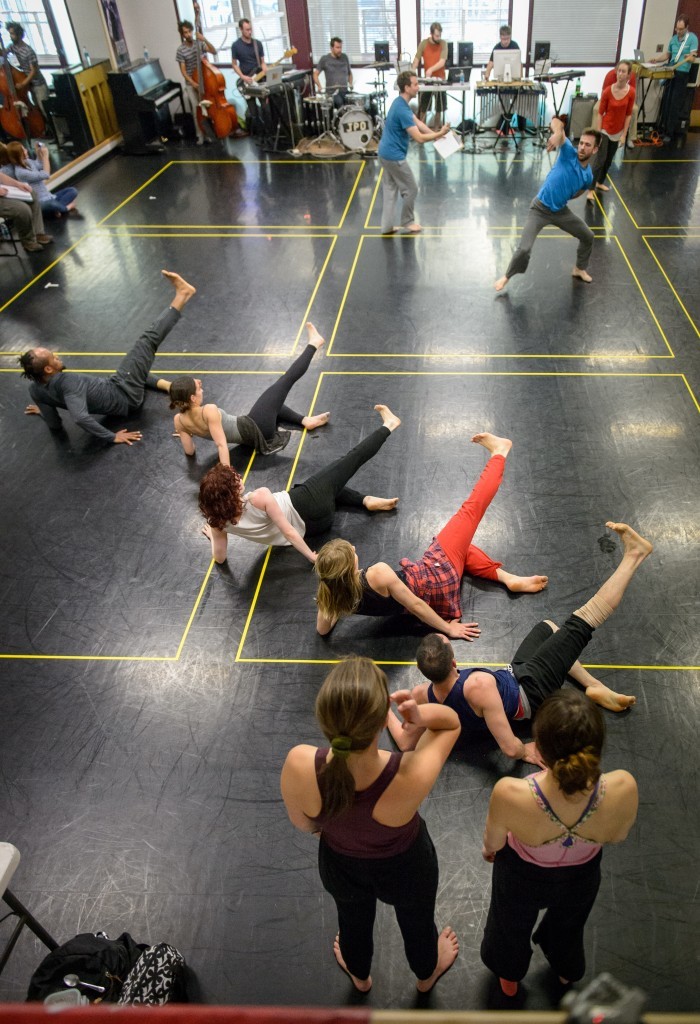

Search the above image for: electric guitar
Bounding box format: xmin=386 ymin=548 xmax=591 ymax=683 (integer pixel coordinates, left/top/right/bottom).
xmin=237 ymin=47 xmax=297 ymax=92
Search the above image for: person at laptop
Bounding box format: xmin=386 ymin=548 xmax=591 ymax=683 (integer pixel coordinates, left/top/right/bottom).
xmin=484 ymin=25 xmax=521 ymax=81
xmin=412 ymin=23 xmax=448 ymax=128
xmin=494 ymin=117 xmax=600 ymax=291
xmin=314 ymin=37 xmax=353 ymax=109
xmin=651 ymin=15 xmax=698 ymax=143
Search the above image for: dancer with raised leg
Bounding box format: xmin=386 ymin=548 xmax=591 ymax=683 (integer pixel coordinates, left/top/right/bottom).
xmin=314 ymin=432 xmax=547 ymax=641
xmin=199 ymin=405 xmax=400 ymax=564
xmin=281 ymin=656 xmax=460 ymax=994
xmin=171 ymin=323 xmax=330 ymax=464
xmin=392 ymin=521 xmax=645 ymax=763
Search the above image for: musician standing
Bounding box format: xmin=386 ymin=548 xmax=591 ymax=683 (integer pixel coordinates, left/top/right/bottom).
xmin=2 ymin=21 xmax=49 ymax=121
xmin=176 ymin=20 xmax=216 ymax=146
xmin=412 ymin=23 xmax=448 ymax=128
xmin=483 ymin=25 xmax=521 ymax=81
xmin=651 ymin=15 xmax=698 ymax=144
xmin=314 ymin=37 xmax=353 ymax=109
xmin=231 ymin=19 xmax=267 ymax=135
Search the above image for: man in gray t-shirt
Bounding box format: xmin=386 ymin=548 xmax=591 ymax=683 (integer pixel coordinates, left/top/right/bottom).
xmin=314 ymin=36 xmax=353 ymax=108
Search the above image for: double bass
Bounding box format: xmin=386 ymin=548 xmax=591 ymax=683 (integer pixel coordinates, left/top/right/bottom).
xmin=0 ymin=25 xmax=46 ymax=141
xmin=192 ymin=0 xmax=239 ymax=138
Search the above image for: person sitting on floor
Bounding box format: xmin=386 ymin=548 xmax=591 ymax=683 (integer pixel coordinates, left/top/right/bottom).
xmin=0 ymin=142 xmax=53 ymax=252
xmin=1 ymin=140 xmax=78 ymax=217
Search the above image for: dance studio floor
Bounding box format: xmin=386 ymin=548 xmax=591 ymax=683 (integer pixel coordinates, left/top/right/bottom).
xmin=0 ymin=134 xmax=698 ymax=1011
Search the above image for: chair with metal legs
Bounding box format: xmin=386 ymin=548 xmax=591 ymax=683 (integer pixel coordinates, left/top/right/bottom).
xmin=0 ymin=843 xmax=58 ymax=976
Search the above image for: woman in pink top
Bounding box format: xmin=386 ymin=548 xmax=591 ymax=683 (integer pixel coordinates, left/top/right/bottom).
xmin=480 ymin=689 xmax=638 ymax=995
xmin=587 ymin=60 xmax=636 ymax=200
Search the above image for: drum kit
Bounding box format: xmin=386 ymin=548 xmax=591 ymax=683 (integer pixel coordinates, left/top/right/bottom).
xmin=302 ymin=89 xmax=382 ymax=155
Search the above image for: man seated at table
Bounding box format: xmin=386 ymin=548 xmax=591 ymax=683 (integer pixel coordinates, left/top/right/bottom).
xmin=412 ymin=22 xmax=448 ymax=128
xmin=651 ymin=14 xmax=698 ymax=144
xmin=314 ymin=37 xmax=353 ymax=109
xmin=594 ymin=63 xmax=638 ymax=148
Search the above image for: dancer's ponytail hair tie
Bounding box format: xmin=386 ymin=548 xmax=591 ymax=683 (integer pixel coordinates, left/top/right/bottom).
xmin=331 ymin=735 xmax=352 ymax=758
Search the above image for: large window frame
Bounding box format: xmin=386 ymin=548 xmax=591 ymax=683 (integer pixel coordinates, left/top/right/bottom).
xmin=307 ymin=0 xmax=401 ymax=65
xmin=415 ymin=0 xmax=513 ymax=66
xmin=175 ymin=0 xmax=291 ymax=66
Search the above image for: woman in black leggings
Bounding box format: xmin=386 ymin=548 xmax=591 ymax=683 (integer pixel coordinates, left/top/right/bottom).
xmin=171 ymin=323 xmax=330 ymax=465
xmin=198 ymin=405 xmax=400 ymax=564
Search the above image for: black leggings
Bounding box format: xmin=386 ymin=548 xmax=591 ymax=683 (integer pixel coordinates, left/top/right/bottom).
xmin=511 ymin=615 xmax=594 ymax=714
xmin=246 ymin=344 xmax=317 ymax=439
xmin=289 ymin=425 xmax=391 ymax=536
xmin=318 ymin=819 xmax=439 ymax=981
xmin=481 ymin=842 xmax=602 ymax=983
xmin=592 ymin=135 xmax=619 ymax=187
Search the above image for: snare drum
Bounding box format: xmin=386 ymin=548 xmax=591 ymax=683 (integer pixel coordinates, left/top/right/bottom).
xmin=303 ymin=95 xmax=333 ymax=135
xmin=335 ymin=105 xmax=374 ymax=151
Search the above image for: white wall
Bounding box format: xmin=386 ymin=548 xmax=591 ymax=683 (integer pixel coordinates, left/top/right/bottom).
xmin=66 ymin=0 xmax=111 ymax=64
xmin=116 ymin=0 xmax=183 ymax=82
xmin=639 ymin=0 xmax=677 ymax=58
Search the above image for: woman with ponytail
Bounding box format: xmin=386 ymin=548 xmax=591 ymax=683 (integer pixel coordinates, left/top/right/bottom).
xmin=480 ymin=688 xmax=638 ymax=995
xmin=281 ymin=656 xmax=461 ymax=993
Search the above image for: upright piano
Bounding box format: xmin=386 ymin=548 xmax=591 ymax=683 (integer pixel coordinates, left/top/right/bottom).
xmin=108 ymin=59 xmax=183 ymax=154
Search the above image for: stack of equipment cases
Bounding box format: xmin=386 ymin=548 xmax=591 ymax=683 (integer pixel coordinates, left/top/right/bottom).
xmin=568 ymin=94 xmax=597 ymax=140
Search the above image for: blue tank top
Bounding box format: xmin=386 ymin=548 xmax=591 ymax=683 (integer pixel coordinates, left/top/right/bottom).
xmin=428 ymin=667 xmax=521 ymax=731
xmin=311 ymin=748 xmax=420 ymax=858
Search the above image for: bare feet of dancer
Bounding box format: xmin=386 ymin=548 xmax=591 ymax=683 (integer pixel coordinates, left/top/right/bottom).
xmin=363 ymin=495 xmax=399 ymax=511
xmin=333 ymin=935 xmax=372 ymax=992
xmin=494 ymin=275 xmax=509 ymax=292
xmin=305 ymin=322 xmax=325 ymax=349
xmin=374 ymin=404 xmax=401 ymax=432
xmin=416 ymin=926 xmax=459 ymax=993
xmin=606 ymin=521 xmax=653 ymax=562
xmin=586 ymin=681 xmax=636 ymax=712
xmin=497 ymin=568 xmax=549 ymax=593
xmin=572 ymin=267 xmax=593 ymax=283
xmin=471 ymin=432 xmax=512 ymax=458
xmin=161 ymin=269 xmax=197 ymax=310
xmin=302 ymin=412 xmax=331 ymax=430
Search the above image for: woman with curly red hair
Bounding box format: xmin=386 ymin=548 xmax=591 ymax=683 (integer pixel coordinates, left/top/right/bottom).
xmin=198 ymin=404 xmax=401 ymax=564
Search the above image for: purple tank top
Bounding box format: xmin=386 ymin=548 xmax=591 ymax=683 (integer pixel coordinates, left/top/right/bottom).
xmin=312 ymin=748 xmax=421 ymax=858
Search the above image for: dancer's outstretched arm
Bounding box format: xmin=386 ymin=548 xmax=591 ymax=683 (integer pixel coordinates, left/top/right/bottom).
xmin=372 ymin=563 xmax=480 ymax=640
xmin=202 ymin=405 xmax=231 ymax=467
xmin=174 ymin=413 xmax=196 ymax=456
xmin=203 ymin=523 xmax=228 ymax=563
xmin=248 ymin=488 xmax=317 ymax=563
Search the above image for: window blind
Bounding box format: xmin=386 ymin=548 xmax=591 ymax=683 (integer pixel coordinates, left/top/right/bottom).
xmin=530 ymin=0 xmax=625 ymax=64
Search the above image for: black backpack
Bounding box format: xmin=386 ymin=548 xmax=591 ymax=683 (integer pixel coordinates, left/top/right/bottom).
xmin=27 ymin=932 xmax=148 ymax=1002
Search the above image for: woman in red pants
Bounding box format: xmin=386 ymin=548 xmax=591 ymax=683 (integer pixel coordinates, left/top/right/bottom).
xmin=314 ymin=432 xmax=548 ymax=640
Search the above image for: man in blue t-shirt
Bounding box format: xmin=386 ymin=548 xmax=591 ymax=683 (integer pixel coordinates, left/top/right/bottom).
xmin=651 ymin=15 xmax=698 ymax=142
xmin=377 ymin=70 xmax=450 ymax=234
xmin=495 ymin=117 xmax=601 ymax=291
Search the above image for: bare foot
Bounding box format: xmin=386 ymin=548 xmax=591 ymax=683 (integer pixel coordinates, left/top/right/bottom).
xmin=374 ymin=404 xmax=401 ymax=431
xmin=586 ymin=681 xmax=636 ymax=712
xmin=301 ymin=411 xmax=330 ymax=430
xmin=605 ymin=522 xmax=653 ymax=560
xmin=305 ymin=322 xmax=325 ymax=349
xmin=596 ymin=183 xmax=610 ymax=192
xmin=363 ymin=495 xmax=399 ymax=511
xmin=572 ymin=268 xmax=593 ymax=283
xmin=333 ymin=936 xmax=372 ymax=992
xmin=404 ymin=222 xmax=422 ymax=233
xmin=161 ymin=270 xmax=196 ymax=305
xmin=494 ymin=275 xmax=509 ymax=292
xmin=416 ymin=926 xmax=459 ymax=993
xmin=472 ymin=432 xmax=512 ymax=458
xmin=497 ymin=569 xmax=549 ymax=593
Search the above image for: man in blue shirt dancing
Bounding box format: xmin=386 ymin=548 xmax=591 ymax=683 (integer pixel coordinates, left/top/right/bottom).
xmin=495 ymin=118 xmax=601 ymax=291
xmin=377 ymin=70 xmax=450 ymax=234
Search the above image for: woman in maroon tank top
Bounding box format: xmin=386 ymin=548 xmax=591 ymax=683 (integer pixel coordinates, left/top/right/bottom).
xmin=281 ymin=656 xmax=461 ymax=993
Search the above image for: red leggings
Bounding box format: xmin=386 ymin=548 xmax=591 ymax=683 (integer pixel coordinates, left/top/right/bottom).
xmin=435 ymin=455 xmax=505 ymax=581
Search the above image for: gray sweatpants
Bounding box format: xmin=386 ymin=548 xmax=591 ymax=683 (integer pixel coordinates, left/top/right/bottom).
xmin=0 ymin=191 xmax=45 ymax=246
xmin=505 ymin=198 xmax=594 ymax=279
xmin=379 ymin=156 xmax=418 ymax=232
xmin=109 ymin=306 xmax=181 ymax=407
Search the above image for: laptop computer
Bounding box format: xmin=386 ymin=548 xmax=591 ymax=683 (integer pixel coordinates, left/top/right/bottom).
xmin=447 ymin=66 xmax=472 ymax=83
xmin=633 ymin=48 xmax=644 ymax=62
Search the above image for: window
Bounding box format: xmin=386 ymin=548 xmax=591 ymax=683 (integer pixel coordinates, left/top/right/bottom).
xmin=530 ymin=0 xmax=625 ymax=64
xmin=193 ymin=0 xmax=290 ymax=64
xmin=0 ymin=0 xmax=70 ymax=66
xmin=418 ymin=0 xmax=511 ymax=64
xmin=307 ymin=0 xmax=399 ymax=64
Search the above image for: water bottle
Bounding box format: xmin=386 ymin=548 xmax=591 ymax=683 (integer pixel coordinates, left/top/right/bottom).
xmin=459 ymin=69 xmax=465 ymax=84
xmin=143 ymin=46 xmax=149 ymax=62
xmin=575 ymin=79 xmax=581 ymax=97
xmin=82 ymin=47 xmax=91 ymax=66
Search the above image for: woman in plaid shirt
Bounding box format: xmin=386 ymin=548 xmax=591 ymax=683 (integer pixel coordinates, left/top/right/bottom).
xmin=315 ymin=432 xmax=548 ymax=637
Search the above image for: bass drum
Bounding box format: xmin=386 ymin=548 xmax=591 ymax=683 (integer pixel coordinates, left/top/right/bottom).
xmin=335 ymin=105 xmax=374 ymax=151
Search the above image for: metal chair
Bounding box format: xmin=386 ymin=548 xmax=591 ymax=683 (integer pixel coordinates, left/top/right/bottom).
xmin=0 ymin=843 xmax=58 ymax=976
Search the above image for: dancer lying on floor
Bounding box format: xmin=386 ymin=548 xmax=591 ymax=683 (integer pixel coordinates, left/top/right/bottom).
xmin=171 ymin=323 xmax=330 ymax=464
xmin=281 ymin=655 xmax=461 ymax=994
xmin=480 ymin=688 xmax=638 ymax=995
xmin=199 ymin=404 xmax=400 ymax=565
xmin=314 ymin=432 xmax=547 ymax=642
xmin=389 ymin=522 xmax=648 ymax=765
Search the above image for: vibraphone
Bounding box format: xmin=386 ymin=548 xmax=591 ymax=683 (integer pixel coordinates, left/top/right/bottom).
xmin=475 ymin=80 xmax=546 ymax=150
